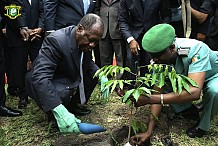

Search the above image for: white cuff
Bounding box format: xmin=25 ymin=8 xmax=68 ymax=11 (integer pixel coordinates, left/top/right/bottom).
xmin=127 ymin=36 xmax=134 ymax=44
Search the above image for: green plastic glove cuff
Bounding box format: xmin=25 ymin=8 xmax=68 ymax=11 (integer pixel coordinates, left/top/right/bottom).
xmin=100 ymin=75 xmax=109 ymax=98
xmin=52 ymin=104 xmax=81 ymax=133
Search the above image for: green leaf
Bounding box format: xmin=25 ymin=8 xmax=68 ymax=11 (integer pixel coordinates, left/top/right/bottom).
xmin=124 ymin=67 xmax=131 ymax=73
xmin=104 ymin=80 xmax=114 ymax=91
xmin=131 ymin=119 xmax=147 ymax=134
xmin=118 ymin=80 xmax=124 ymax=90
xmin=164 ymin=65 xmax=169 ymax=76
xmin=172 ymin=78 xmax=177 ymax=93
xmin=177 ymin=75 xmax=183 ymax=94
xmin=154 ymin=64 xmax=158 ymax=70
xmin=111 ymin=80 xmax=118 ymax=93
xmin=148 ymin=65 xmax=153 ymax=72
xmin=131 ymin=120 xmax=139 ymax=135
xmin=168 ymin=72 xmax=177 ymax=93
xmin=182 ymin=80 xmax=191 ymax=94
xmin=151 ymin=73 xmax=157 ymax=85
xmin=93 ymin=66 xmax=107 ymax=78
xmin=119 ymin=67 xmax=125 ymax=74
xmin=133 ymin=89 xmax=140 ymax=102
xmin=137 ymin=77 xmax=148 ymax=82
xmin=106 ymin=65 xmax=117 ymax=77
xmin=122 ymin=89 xmax=135 ymax=103
xmin=158 ymin=64 xmax=163 ymax=72
xmin=138 ymin=87 xmax=151 ymax=95
xmin=125 ymin=99 xmax=132 ymax=106
xmin=102 ymin=65 xmax=112 ymax=76
xmin=158 ymin=72 xmax=165 ymax=88
xmin=180 ymin=74 xmax=198 ymax=88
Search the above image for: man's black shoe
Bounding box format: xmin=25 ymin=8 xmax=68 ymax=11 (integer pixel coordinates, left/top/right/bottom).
xmin=0 ymin=105 xmax=22 ymax=117
xmin=18 ymin=98 xmax=28 ymax=109
xmin=186 ymin=126 xmax=206 ymax=138
xmin=68 ymin=104 xmax=91 ymax=116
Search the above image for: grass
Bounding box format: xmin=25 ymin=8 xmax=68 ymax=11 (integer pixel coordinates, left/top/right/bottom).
xmin=0 ymin=85 xmax=218 ymax=146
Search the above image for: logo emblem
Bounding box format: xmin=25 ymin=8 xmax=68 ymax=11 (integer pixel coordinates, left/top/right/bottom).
xmin=4 ymin=5 xmax=21 ymax=19
xmin=192 ymin=54 xmax=200 ymax=63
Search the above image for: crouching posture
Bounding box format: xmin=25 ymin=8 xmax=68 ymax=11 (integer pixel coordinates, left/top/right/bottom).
xmin=25 ymin=14 xmax=108 ymax=133
xmin=130 ymin=24 xmax=218 ymax=145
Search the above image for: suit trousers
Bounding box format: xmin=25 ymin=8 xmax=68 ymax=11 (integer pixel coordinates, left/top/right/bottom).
xmin=10 ymin=40 xmax=41 ymax=98
xmin=99 ymin=33 xmax=125 ymax=67
xmin=199 ymin=76 xmax=218 ymax=131
xmin=2 ymin=33 xmax=16 ymax=94
xmin=0 ymin=34 xmax=6 ymax=105
xmin=124 ymin=33 xmax=151 ymax=81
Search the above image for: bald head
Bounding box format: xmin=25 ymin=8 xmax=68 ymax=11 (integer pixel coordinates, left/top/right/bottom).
xmin=77 ymin=13 xmax=104 ymax=33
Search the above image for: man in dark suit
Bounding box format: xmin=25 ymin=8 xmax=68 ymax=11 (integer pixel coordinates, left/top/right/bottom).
xmin=119 ymin=0 xmax=171 ymax=82
xmin=6 ymin=0 xmax=44 ymax=109
xmin=0 ymin=0 xmax=22 ymax=117
xmin=95 ymin=0 xmax=126 ymax=96
xmin=25 ymin=14 xmax=108 ymax=132
xmin=44 ymin=0 xmax=101 ymax=67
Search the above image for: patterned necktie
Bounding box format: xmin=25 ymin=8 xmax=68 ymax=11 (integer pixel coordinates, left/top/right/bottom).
xmin=79 ymin=52 xmax=86 ymax=105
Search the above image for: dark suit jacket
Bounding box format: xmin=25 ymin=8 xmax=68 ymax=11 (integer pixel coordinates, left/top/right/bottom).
xmin=27 ymin=26 xmax=99 ymax=112
xmin=95 ymin=0 xmax=123 ymax=39
xmin=44 ymin=0 xmax=96 ymax=31
xmin=0 ymin=0 xmax=23 ymax=104
xmin=119 ymin=0 xmax=171 ymax=40
xmin=6 ymin=0 xmax=44 ymax=48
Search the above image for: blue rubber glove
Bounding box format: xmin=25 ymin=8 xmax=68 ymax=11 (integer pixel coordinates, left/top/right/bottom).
xmin=100 ymin=75 xmax=109 ymax=98
xmin=52 ymin=104 xmax=81 ymax=133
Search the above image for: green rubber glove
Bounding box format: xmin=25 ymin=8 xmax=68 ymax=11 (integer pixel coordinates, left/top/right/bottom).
xmin=52 ymin=104 xmax=81 ymax=133
xmin=100 ymin=75 xmax=109 ymax=98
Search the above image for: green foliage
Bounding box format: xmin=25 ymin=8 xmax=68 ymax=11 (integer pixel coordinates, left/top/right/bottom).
xmin=95 ymin=64 xmax=199 ymax=103
xmin=131 ymin=119 xmax=147 ymax=134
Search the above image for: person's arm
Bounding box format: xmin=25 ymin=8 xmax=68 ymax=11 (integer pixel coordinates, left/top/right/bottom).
xmin=191 ymin=0 xmax=215 ymax=24
xmin=118 ymin=0 xmax=140 ymax=55
xmin=191 ymin=7 xmax=208 ymax=24
xmin=130 ymin=86 xmax=165 ymax=145
xmin=29 ymin=0 xmax=44 ymax=41
xmin=38 ymin=0 xmax=44 ymax=31
xmin=44 ymin=0 xmax=58 ymax=31
xmin=135 ymin=72 xmax=205 ymax=107
xmin=118 ymin=0 xmax=132 ymax=41
xmin=130 ymin=72 xmax=205 ymax=145
xmin=31 ymin=35 xmax=63 ymax=112
xmin=8 ymin=0 xmax=29 ymax=40
xmin=130 ymin=104 xmax=162 ymax=145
